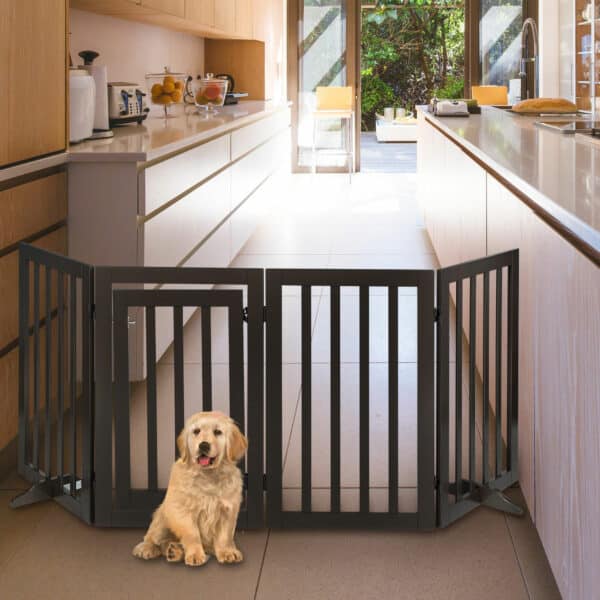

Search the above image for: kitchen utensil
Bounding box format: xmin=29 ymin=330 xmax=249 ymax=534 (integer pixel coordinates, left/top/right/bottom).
xmin=78 ymin=50 xmax=113 ymax=139
xmin=146 ymin=67 xmax=186 ymax=118
xmin=194 ymin=74 xmax=229 ymax=112
xmin=108 ymin=82 xmax=150 ymax=126
xmin=69 ymin=68 xmax=95 ymax=143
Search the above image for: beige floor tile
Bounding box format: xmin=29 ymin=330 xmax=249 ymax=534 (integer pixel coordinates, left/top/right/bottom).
xmin=256 ymin=508 xmax=528 ymax=600
xmin=0 ymin=506 xmax=267 ymax=600
xmin=0 ymin=491 xmax=54 ymax=570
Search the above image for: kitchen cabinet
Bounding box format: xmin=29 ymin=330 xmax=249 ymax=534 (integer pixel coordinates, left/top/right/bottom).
xmin=0 ymin=0 xmax=66 ymax=168
xmin=141 ymin=0 xmax=184 ymax=17
xmin=185 ymin=0 xmax=214 ymax=27
xmin=215 ymin=0 xmax=235 ymax=33
xmin=235 ymin=0 xmax=253 ymax=38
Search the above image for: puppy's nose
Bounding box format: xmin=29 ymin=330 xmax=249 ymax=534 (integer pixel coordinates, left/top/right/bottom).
xmin=199 ymin=441 xmax=211 ymax=455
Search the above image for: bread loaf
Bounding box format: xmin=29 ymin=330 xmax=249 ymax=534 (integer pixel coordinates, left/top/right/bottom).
xmin=512 ymin=98 xmax=577 ymax=113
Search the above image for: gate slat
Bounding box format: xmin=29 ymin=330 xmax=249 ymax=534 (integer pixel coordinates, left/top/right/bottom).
xmin=57 ymin=272 xmax=64 ymax=487
xmin=201 ymin=308 xmax=212 ymax=411
xmin=468 ymin=275 xmax=476 ymax=492
xmin=301 ymin=285 xmax=312 ymax=513
xmin=388 ymin=286 xmax=398 ymax=514
xmin=174 ymin=306 xmax=185 ymax=459
xmin=32 ymin=262 xmax=40 ymax=470
xmin=146 ymin=307 xmax=158 ymax=490
xmin=228 ymin=304 xmax=245 ymax=473
xmin=455 ymin=280 xmax=463 ymax=500
xmin=330 ymin=285 xmax=341 ymax=513
xmin=45 ymin=267 xmax=52 ymax=476
xmin=69 ymin=275 xmax=77 ymax=496
xmin=359 ymin=286 xmax=369 ymax=514
xmin=482 ymin=272 xmax=490 ymax=484
xmin=495 ymin=268 xmax=503 ymax=477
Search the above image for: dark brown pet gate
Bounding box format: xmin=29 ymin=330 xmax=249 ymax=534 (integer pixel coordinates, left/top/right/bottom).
xmin=11 ymin=243 xmax=523 ymax=530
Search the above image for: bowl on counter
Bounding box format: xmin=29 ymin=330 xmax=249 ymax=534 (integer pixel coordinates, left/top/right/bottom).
xmin=146 ymin=67 xmax=186 ymax=118
xmin=193 ymin=75 xmax=229 ymax=112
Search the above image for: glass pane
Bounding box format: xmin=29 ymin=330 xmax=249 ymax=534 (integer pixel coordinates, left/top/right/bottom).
xmin=297 ymin=0 xmax=348 ymax=168
xmin=480 ymin=0 xmax=523 ymax=88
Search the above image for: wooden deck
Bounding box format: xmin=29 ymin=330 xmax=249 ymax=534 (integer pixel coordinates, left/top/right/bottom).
xmin=360 ymin=132 xmax=416 ymax=173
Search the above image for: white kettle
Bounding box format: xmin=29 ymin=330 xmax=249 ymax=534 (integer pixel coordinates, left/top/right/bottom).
xmin=69 ymin=68 xmax=95 ymax=143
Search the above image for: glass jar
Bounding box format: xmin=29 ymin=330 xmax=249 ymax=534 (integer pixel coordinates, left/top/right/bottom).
xmin=193 ymin=74 xmax=229 ymax=112
xmin=145 ymin=67 xmax=186 ymax=118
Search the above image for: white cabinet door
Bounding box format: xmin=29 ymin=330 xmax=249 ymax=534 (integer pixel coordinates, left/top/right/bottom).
xmin=142 ymin=135 xmax=230 ymax=215
xmin=143 ymin=169 xmax=232 ymax=267
xmin=230 ymin=109 xmax=291 ymax=160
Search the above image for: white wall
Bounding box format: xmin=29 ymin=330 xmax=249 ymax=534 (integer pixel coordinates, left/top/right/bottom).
xmin=69 ymin=9 xmax=204 ymax=88
xmin=539 ymin=0 xmax=560 ymax=97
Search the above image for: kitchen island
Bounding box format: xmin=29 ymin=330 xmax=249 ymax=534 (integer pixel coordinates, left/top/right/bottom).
xmin=418 ymin=106 xmax=599 ymax=600
xmin=69 ymin=100 xmax=291 ymax=377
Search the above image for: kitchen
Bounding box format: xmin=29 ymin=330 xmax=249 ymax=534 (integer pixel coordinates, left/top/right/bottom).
xmin=0 ymin=1 xmax=599 ymax=599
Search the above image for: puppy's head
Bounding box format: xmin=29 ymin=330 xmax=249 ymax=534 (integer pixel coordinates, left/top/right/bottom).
xmin=177 ymin=411 xmax=248 ymax=470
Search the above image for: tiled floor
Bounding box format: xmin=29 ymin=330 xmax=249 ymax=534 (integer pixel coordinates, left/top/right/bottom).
xmin=0 ymin=173 xmax=560 ymax=599
xmin=360 ymin=133 xmax=417 ymax=173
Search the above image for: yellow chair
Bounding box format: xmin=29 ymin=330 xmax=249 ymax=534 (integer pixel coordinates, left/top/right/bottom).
xmin=312 ymin=86 xmax=355 ymax=176
xmin=471 ymin=85 xmax=509 ymax=106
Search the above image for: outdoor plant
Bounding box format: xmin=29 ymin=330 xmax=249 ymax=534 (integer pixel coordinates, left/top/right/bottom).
xmin=361 ymin=0 xmax=465 ymax=130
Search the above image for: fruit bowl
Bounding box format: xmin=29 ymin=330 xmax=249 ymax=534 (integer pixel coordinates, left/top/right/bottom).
xmin=193 ymin=76 xmax=229 ymax=112
xmin=146 ymin=68 xmax=186 ymax=118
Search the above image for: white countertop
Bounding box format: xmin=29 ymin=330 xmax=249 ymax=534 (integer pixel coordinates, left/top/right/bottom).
xmin=420 ymin=106 xmax=600 ymax=262
xmin=69 ymin=100 xmax=290 ymax=164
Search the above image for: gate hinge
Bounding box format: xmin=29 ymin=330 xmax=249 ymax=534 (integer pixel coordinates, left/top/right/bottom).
xmin=433 ymin=307 xmax=440 ymax=322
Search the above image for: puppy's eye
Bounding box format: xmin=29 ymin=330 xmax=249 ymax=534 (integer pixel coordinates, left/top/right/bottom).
xmin=214 ymin=429 xmax=222 ymax=436
xmin=193 ymin=428 xmax=200 ymax=435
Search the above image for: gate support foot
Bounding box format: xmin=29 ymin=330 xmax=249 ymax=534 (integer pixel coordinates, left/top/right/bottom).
xmin=475 ymin=487 xmax=524 ymax=516
xmin=10 ymin=480 xmax=56 ymax=509
xmin=448 ymin=479 xmax=524 ymax=517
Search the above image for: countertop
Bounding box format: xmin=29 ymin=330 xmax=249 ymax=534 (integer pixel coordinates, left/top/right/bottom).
xmin=69 ymin=100 xmax=291 ymax=164
xmin=420 ymin=106 xmax=600 ymax=264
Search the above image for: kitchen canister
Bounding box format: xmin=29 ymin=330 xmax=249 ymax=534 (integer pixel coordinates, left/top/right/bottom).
xmin=69 ymin=68 xmax=95 ymax=143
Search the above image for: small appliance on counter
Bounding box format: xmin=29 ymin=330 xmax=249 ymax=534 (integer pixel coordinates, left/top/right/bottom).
xmin=214 ymin=74 xmax=249 ymax=105
xmin=433 ymin=99 xmax=470 ymax=117
xmin=78 ymin=50 xmax=113 ymax=139
xmin=108 ymin=82 xmax=150 ymax=126
xmin=69 ymin=67 xmax=95 ymax=143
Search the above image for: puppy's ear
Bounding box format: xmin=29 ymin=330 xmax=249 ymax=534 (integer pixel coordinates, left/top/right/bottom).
xmin=177 ymin=430 xmax=189 ymax=464
xmin=227 ymin=425 xmax=248 ymax=463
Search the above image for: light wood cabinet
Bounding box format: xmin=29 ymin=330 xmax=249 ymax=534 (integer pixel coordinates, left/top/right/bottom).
xmin=141 ymin=0 xmax=184 ymax=16
xmin=235 ymin=0 xmax=252 ymax=38
xmin=1 ymin=0 xmax=66 ymax=168
xmin=215 ymin=0 xmax=235 ymax=33
xmin=185 ymin=0 xmax=214 ymax=27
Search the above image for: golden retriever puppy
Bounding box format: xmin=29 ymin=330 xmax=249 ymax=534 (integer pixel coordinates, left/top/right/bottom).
xmin=132 ymin=411 xmax=248 ymax=566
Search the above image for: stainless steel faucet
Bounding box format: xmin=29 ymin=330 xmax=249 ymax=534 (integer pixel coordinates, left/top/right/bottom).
xmin=519 ymin=17 xmax=539 ymax=98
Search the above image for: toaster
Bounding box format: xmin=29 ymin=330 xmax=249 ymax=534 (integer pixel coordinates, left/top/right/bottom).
xmin=108 ymin=82 xmax=150 ymax=126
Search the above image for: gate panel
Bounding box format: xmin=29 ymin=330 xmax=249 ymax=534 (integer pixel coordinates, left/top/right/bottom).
xmin=13 ymin=244 xmax=94 ymax=523
xmin=93 ymin=267 xmax=264 ymax=528
xmin=436 ymin=250 xmax=520 ymax=527
xmin=266 ymin=269 xmax=435 ymax=529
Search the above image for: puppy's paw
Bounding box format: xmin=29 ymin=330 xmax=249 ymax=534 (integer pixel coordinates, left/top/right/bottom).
xmin=165 ymin=541 xmax=184 ymax=563
xmin=216 ymin=547 xmax=243 ymax=564
xmin=184 ymin=545 xmax=208 ymax=567
xmin=133 ymin=541 xmax=161 ymax=560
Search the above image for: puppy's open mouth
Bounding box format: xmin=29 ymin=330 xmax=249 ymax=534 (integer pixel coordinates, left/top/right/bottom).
xmin=197 ymin=455 xmax=216 ymax=467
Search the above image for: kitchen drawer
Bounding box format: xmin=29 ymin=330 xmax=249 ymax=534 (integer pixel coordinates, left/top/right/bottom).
xmin=0 ymin=172 xmax=67 ymax=252
xmin=0 ymin=227 xmax=67 ymax=350
xmin=231 ymin=130 xmax=286 ymax=209
xmin=230 ymin=109 xmax=290 ymax=161
xmin=142 ymin=170 xmax=231 ymax=267
xmin=142 ymin=135 xmax=230 ymax=215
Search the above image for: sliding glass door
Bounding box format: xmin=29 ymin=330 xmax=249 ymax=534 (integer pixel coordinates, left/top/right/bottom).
xmin=288 ymin=0 xmax=359 ymax=172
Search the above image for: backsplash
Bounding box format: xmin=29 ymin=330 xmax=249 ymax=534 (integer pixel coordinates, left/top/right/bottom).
xmin=69 ymin=9 xmax=204 ymax=88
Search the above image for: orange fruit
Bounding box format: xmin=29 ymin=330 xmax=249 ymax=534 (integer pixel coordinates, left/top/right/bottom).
xmin=174 ymin=80 xmax=183 ymax=91
xmin=163 ymin=75 xmax=175 ymax=87
xmin=171 ymin=89 xmax=183 ymax=102
xmin=163 ymin=81 xmax=175 ymax=94
xmin=151 ymin=83 xmax=163 ymax=96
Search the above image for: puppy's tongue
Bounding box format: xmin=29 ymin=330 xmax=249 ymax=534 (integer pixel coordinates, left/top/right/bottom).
xmin=198 ymin=456 xmax=211 ymax=467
